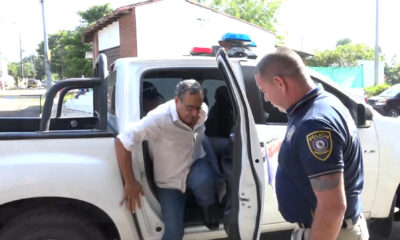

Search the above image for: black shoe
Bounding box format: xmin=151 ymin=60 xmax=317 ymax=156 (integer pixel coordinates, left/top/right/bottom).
xmin=203 ymin=204 xmax=220 ymax=230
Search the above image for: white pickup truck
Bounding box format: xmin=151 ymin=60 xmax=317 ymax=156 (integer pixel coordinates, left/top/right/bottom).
xmin=0 ymin=51 xmax=398 ymax=240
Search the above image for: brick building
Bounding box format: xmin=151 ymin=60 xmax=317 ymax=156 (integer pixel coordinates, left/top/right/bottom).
xmin=81 ymin=0 xmax=275 ymax=67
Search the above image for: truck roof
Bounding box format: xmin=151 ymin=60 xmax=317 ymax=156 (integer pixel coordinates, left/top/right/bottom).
xmin=112 ymin=56 xmax=258 ymax=70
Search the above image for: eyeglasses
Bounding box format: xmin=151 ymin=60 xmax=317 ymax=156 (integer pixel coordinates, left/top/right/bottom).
xmin=182 ymin=103 xmax=202 ymax=113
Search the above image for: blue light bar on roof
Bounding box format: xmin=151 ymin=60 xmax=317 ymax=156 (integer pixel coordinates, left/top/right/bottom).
xmin=221 ymin=33 xmax=251 ymax=42
xmin=246 ymin=41 xmax=257 ymax=47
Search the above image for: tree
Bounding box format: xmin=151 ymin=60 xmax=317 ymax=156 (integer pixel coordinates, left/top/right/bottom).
xmin=78 ymin=4 xmax=113 ymax=26
xmin=59 ymin=28 xmax=93 ymax=78
xmin=336 ymin=38 xmax=352 ymax=47
xmin=8 ymin=56 xmax=38 ymax=82
xmin=305 ymin=43 xmax=378 ymax=67
xmin=36 ymin=4 xmax=113 ymax=79
xmin=385 ymin=62 xmax=400 ymax=85
xmin=8 ymin=63 xmax=19 ymax=83
xmin=203 ymin=0 xmax=284 ymax=41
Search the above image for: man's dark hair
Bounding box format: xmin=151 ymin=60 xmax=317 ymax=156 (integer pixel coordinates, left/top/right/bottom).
xmin=256 ymin=47 xmax=307 ymax=82
xmin=175 ymin=79 xmax=203 ymax=101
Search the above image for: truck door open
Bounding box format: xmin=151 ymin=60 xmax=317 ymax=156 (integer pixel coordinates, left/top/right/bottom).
xmin=216 ymin=50 xmax=265 ymax=240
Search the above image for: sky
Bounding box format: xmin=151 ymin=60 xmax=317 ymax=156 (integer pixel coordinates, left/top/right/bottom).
xmin=278 ymin=0 xmax=400 ymax=63
xmin=0 ymin=0 xmax=399 ymax=63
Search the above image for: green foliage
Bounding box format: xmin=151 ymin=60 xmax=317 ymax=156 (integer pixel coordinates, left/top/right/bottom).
xmin=33 ymin=55 xmax=45 ymax=80
xmin=384 ymin=62 xmax=400 ymax=85
xmin=36 ymin=4 xmax=113 ymax=79
xmin=7 ymin=56 xmax=38 ymax=84
xmin=305 ymin=43 xmax=377 ymax=67
xmin=21 ymin=62 xmax=36 ymax=79
xmin=208 ymin=0 xmax=284 ymax=41
xmin=7 ymin=63 xmax=19 ymax=81
xmin=78 ymin=4 xmax=113 ymax=26
xmin=336 ymin=38 xmax=352 ymax=47
xmin=51 ymin=73 xmax=60 ymax=81
xmin=364 ymin=83 xmax=391 ymax=97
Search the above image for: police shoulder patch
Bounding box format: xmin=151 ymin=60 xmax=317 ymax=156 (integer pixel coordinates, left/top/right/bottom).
xmin=306 ymin=130 xmax=332 ymax=161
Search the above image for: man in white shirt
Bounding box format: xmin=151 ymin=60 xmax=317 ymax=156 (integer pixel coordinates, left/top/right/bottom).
xmin=115 ymin=79 xmax=219 ymax=240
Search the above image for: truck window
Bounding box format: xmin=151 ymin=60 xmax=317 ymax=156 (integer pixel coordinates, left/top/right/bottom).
xmin=141 ymin=69 xmax=231 ymax=126
xmin=240 ymin=64 xmax=288 ymax=125
xmin=202 ymin=79 xmax=226 ymax=108
xmin=261 ymin=100 xmax=288 ymax=124
xmin=141 ymin=78 xmax=178 ymax=116
xmin=107 ymin=71 xmax=116 ymax=116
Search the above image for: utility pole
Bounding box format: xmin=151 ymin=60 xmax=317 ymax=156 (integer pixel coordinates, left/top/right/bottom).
xmin=19 ymin=33 xmax=24 ymax=80
xmin=40 ymin=0 xmax=52 ymax=90
xmin=374 ymin=0 xmax=379 ymax=86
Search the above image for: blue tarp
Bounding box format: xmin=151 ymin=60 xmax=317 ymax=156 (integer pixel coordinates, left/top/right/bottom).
xmin=309 ymin=66 xmax=364 ymax=88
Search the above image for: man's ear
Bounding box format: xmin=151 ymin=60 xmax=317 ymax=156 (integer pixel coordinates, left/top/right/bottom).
xmin=273 ymin=75 xmax=285 ymax=89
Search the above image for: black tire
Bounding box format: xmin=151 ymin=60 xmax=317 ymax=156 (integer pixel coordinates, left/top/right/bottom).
xmin=388 ymin=109 xmax=399 ymax=118
xmin=0 ymin=207 xmax=106 ymax=240
xmin=369 ymin=195 xmax=396 ymax=239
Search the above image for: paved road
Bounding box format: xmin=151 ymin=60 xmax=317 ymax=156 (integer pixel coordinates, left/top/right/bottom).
xmin=0 ymin=88 xmax=87 ymax=118
xmin=216 ymin=221 xmax=400 ymax=239
xmin=258 ymin=221 xmax=400 ymax=239
xmin=0 ymin=89 xmax=46 ymax=117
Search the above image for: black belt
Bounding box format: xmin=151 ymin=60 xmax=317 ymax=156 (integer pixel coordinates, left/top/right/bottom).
xmin=297 ymin=215 xmax=360 ymax=229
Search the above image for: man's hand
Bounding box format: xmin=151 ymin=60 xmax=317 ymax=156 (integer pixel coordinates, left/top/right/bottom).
xmin=115 ymin=138 xmax=145 ymax=213
xmin=120 ymin=180 xmax=145 ymax=213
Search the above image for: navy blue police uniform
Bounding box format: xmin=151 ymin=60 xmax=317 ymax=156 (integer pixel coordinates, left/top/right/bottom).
xmin=276 ymin=84 xmax=364 ymax=227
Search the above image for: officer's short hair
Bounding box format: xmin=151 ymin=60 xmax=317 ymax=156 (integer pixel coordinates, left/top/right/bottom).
xmin=175 ymin=79 xmax=203 ymax=101
xmin=256 ymin=47 xmax=307 ymax=83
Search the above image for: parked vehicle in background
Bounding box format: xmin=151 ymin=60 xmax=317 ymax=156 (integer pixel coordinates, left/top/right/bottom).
xmin=27 ymin=79 xmax=43 ymax=88
xmin=368 ymin=84 xmax=400 ymax=117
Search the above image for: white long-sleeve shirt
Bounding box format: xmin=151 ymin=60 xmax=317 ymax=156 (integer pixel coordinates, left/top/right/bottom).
xmin=117 ymin=100 xmax=208 ymax=193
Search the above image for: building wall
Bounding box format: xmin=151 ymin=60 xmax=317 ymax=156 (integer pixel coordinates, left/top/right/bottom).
xmin=135 ymin=0 xmax=275 ymax=58
xmin=95 ymin=0 xmax=275 ymax=61
xmin=100 ymin=47 xmax=120 ymax=67
xmin=98 ymin=21 xmax=120 ymax=51
xmin=92 ymin=33 xmax=99 ymax=68
xmin=0 ymin=54 xmax=5 ymax=78
xmin=0 ymin=54 xmax=14 ymax=89
xmin=119 ymin=10 xmax=137 ymax=58
xmin=0 ymin=53 xmax=6 ymax=89
xmin=358 ymin=60 xmax=385 ymax=87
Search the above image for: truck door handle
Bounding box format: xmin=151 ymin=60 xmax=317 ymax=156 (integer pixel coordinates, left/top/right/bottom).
xmin=363 ymin=149 xmax=376 ymax=153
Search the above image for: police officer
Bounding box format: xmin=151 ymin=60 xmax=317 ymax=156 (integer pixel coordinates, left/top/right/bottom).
xmin=255 ymin=47 xmax=369 ymax=240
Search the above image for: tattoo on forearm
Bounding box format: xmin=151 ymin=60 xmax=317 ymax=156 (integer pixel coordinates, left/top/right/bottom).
xmin=310 ymin=173 xmax=341 ymax=192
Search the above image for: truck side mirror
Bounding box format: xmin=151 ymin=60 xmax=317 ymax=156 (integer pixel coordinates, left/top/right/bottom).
xmin=357 ymin=103 xmax=373 ymax=128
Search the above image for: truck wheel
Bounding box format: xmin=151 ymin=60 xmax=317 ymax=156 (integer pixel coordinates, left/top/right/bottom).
xmin=369 ymin=195 xmax=396 ymax=239
xmin=388 ymin=108 xmax=399 ymax=118
xmin=0 ymin=207 xmax=106 ymax=240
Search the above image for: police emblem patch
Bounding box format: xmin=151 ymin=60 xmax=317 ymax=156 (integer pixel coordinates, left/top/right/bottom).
xmin=286 ymin=125 xmax=296 ymax=142
xmin=306 ymin=130 xmax=332 ymax=161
